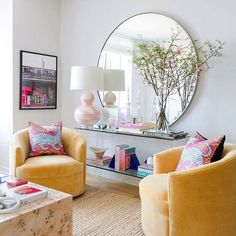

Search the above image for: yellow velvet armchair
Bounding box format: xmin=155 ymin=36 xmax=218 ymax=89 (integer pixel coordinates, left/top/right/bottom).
xmin=139 ymin=143 xmax=236 ymax=236
xmin=9 ymin=127 xmax=86 ymax=197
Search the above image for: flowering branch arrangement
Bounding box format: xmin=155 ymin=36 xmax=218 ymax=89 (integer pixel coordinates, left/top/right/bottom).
xmin=132 ymin=27 xmax=224 ymax=130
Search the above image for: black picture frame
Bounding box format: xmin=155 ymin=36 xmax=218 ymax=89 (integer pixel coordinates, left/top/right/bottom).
xmin=19 ymin=50 xmax=58 ymax=110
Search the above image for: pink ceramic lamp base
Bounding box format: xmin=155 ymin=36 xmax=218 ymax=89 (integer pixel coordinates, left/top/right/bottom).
xmin=74 ymin=90 xmax=100 ymax=126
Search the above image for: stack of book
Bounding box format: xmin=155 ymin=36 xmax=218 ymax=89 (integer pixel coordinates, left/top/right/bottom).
xmin=0 ymin=177 xmax=48 ymax=209
xmin=143 ymin=129 xmax=188 ymax=139
xmin=137 ymin=163 xmax=153 ymax=177
xmin=87 ymin=155 xmax=113 ymax=166
xmin=6 ymin=184 xmax=48 ymax=206
xmin=118 ymin=123 xmax=156 ymax=133
xmin=115 ymin=145 xmax=136 ymax=171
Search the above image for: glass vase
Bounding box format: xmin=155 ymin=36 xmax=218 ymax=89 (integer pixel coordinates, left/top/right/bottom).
xmin=156 ymin=108 xmax=169 ymax=132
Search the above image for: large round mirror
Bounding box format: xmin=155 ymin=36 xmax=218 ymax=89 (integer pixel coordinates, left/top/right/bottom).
xmin=98 ymin=13 xmax=198 ymax=127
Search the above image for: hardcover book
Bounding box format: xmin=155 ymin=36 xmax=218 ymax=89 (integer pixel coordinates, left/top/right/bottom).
xmin=6 ymin=184 xmax=48 ymax=206
xmin=137 ymin=170 xmax=153 ymax=177
xmin=115 ymin=144 xmax=129 ymax=170
xmin=119 ymin=147 xmax=136 ymax=170
xmin=87 ymin=156 xmax=112 ymax=166
xmin=138 ymin=163 xmax=153 ymax=177
xmin=138 ymin=163 xmax=153 ymax=171
xmin=7 ymin=178 xmax=28 ymax=188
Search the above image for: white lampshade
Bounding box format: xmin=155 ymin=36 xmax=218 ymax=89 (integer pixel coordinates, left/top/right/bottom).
xmin=104 ymin=69 xmax=125 ymax=91
xmin=70 ymin=66 xmax=104 ymax=90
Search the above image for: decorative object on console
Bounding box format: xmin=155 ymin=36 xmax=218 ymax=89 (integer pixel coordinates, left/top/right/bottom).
xmin=97 ymin=107 xmax=110 ymax=127
xmin=89 ymin=146 xmax=109 ymax=159
xmin=133 ymin=28 xmax=224 ymax=132
xmin=28 ymin=121 xmax=65 ymax=157
xmin=20 ymin=51 xmax=57 ymax=110
xmin=146 ymin=156 xmax=153 ymax=165
xmin=176 ymin=132 xmax=225 ymax=171
xmin=103 ymin=69 xmax=125 ymax=107
xmin=88 ymin=146 xmax=112 ymax=166
xmin=70 ymin=66 xmax=104 ymax=126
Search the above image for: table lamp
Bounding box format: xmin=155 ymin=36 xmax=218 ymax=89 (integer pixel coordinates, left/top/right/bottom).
xmin=70 ymin=66 xmax=104 ymax=126
xmin=103 ymin=69 xmax=125 ymax=107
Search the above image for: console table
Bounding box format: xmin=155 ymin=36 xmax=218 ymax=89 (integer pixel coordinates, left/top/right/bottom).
xmin=76 ymin=127 xmax=188 ymax=184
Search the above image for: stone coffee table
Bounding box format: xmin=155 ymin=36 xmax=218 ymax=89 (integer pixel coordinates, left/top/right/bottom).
xmin=0 ymin=183 xmax=73 ymax=236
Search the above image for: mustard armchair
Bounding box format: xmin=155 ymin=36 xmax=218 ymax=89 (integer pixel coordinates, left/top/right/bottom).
xmin=139 ymin=143 xmax=236 ymax=236
xmin=9 ymin=127 xmax=86 ymax=197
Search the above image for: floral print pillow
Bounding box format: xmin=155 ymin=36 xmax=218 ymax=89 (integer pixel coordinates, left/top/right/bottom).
xmin=28 ymin=121 xmax=65 ymax=157
xmin=176 ymin=132 xmax=225 ymax=171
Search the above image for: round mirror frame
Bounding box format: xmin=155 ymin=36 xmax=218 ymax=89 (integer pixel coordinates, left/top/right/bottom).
xmin=97 ymin=12 xmax=199 ymax=126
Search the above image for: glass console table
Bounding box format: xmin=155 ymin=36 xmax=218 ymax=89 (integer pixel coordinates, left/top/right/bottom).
xmin=75 ymin=127 xmax=188 ymax=140
xmin=75 ymin=127 xmax=188 ymax=181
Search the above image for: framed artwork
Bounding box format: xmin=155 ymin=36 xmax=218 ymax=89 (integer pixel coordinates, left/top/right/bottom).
xmin=20 ymin=50 xmax=57 ymax=110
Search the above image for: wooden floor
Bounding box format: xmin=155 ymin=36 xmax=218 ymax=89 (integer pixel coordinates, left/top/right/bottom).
xmin=86 ymin=174 xmax=140 ymax=198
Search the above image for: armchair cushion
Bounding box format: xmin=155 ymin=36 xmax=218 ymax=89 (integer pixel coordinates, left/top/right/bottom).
xmin=16 ymin=155 xmax=83 ymax=179
xmin=28 ymin=122 xmax=65 ymax=157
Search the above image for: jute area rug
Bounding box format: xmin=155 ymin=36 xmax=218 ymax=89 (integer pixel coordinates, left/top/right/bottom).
xmin=73 ymin=185 xmax=144 ymax=236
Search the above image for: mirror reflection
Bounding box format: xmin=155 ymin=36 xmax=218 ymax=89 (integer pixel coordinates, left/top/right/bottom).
xmin=98 ymin=13 xmax=198 ymax=127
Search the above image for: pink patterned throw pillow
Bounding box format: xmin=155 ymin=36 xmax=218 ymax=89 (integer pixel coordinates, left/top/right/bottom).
xmin=28 ymin=122 xmax=65 ymax=157
xmin=176 ymin=132 xmax=225 ymax=171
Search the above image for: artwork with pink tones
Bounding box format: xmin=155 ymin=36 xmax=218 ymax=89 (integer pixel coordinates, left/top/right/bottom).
xmin=20 ymin=51 xmax=57 ymax=110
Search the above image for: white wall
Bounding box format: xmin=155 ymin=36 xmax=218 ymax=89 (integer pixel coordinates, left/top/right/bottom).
xmin=0 ymin=0 xmax=61 ymax=172
xmin=0 ymin=0 xmax=13 ymax=173
xmin=60 ymin=0 xmax=236 ymax=143
xmin=13 ymin=0 xmax=61 ymax=133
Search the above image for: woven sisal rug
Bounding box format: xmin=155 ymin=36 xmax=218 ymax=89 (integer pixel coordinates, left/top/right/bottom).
xmin=73 ymin=185 xmax=144 ymax=236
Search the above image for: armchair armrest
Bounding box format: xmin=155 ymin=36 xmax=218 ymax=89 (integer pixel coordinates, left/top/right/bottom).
xmin=9 ymin=129 xmax=30 ymax=176
xmin=153 ymin=146 xmax=184 ymax=174
xmin=62 ymin=128 xmax=86 ymax=164
xmin=168 ymin=156 xmax=236 ymax=235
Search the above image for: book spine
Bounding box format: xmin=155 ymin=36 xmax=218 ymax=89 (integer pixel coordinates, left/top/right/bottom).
xmin=137 ymin=170 xmax=153 ymax=177
xmin=119 ymin=149 xmax=126 ymax=170
xmin=125 ymin=154 xmax=131 ymax=169
xmin=124 ymin=147 xmax=136 ymax=155
xmin=138 ymin=165 xmax=153 ymax=171
xmin=115 ymin=146 xmax=120 ymax=170
xmin=137 ymin=168 xmax=153 ymax=174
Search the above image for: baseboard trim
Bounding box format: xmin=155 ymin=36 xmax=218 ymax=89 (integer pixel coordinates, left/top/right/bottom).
xmin=0 ymin=165 xmax=9 ymax=175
